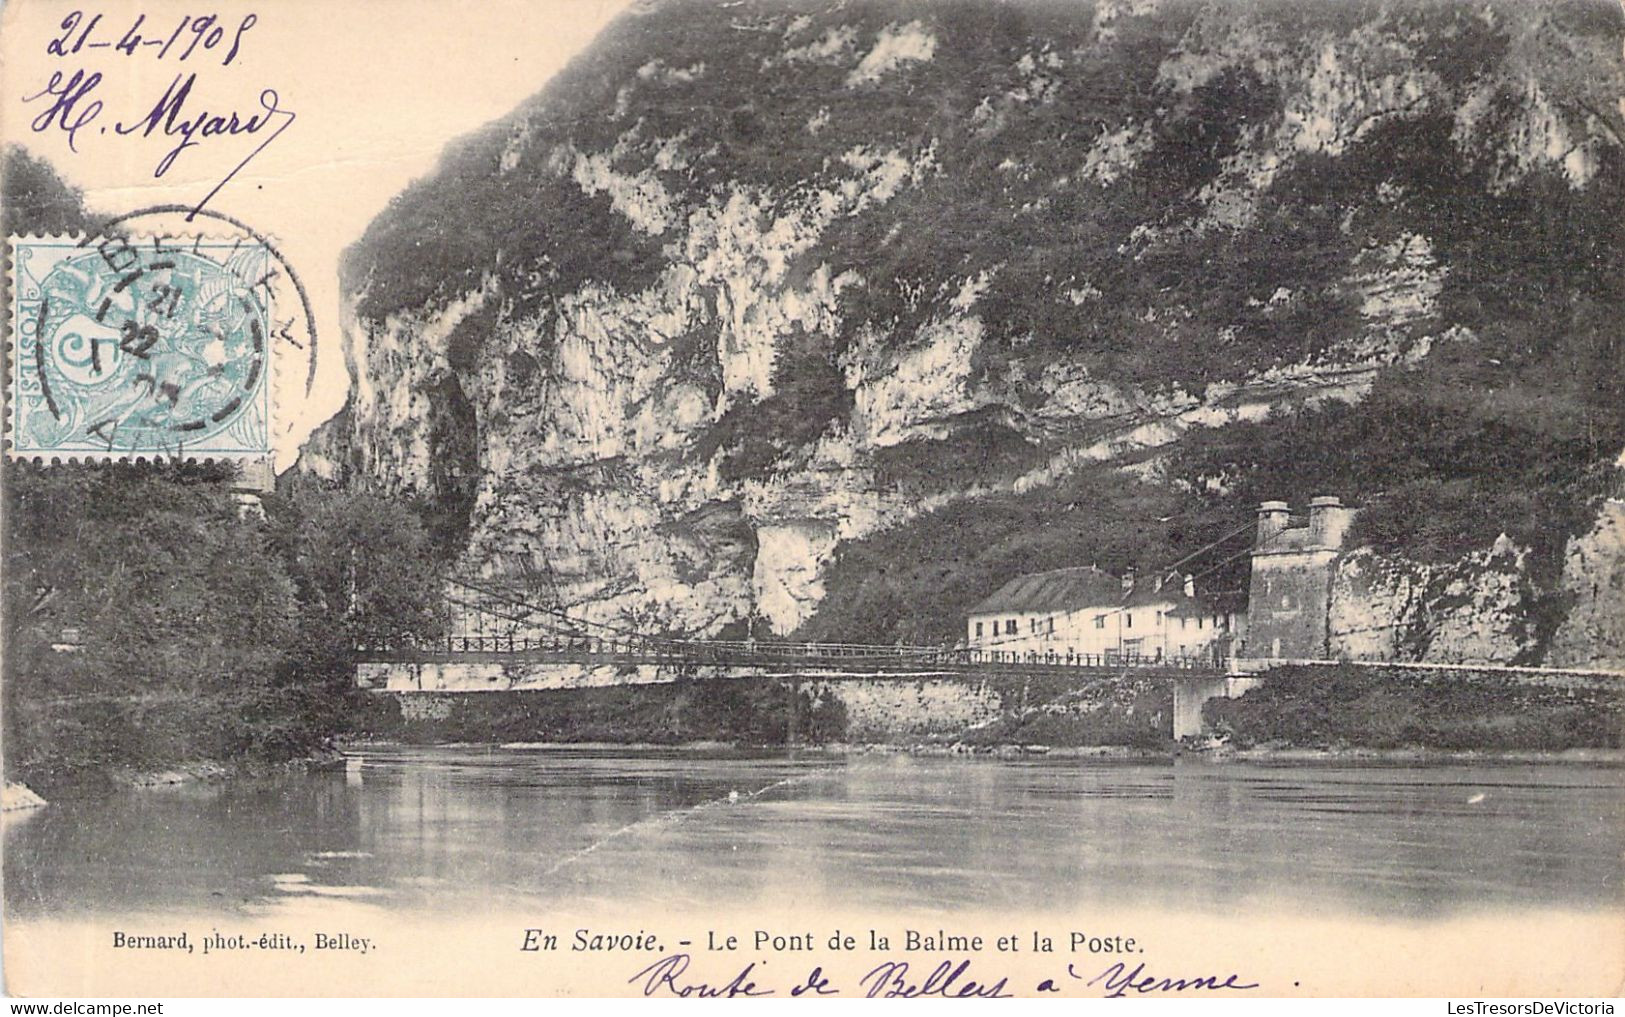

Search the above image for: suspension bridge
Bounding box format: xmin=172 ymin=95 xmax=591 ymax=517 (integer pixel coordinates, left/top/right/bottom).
xmin=352 ymin=485 xmax=1622 ymax=740
xmin=354 ymin=574 xmax=1260 ymax=739
xmin=351 ymin=383 xmax=1382 ymax=740
xmin=358 ymin=576 xmax=1238 ymax=678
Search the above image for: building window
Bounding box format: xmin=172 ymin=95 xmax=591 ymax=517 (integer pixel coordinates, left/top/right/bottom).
xmin=1047 ymin=618 xmax=1055 ymax=635
xmin=975 ymin=622 xmax=983 ymax=638
xmin=1005 ymin=619 xmax=1016 ymax=635
xmin=1094 ymin=615 xmax=1106 ymax=629
xmin=1180 ymin=617 xmax=1187 ymax=631
xmin=1197 ymin=617 xmax=1204 ymax=630
xmin=1125 ymin=613 xmax=1133 ymax=629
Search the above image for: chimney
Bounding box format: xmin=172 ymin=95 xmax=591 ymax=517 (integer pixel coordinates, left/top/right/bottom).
xmin=1183 ymin=573 xmax=1195 ymax=598
xmin=1256 ymin=501 xmax=1291 ymax=546
xmin=1121 ymin=570 xmax=1135 ymax=596
xmin=1308 ymin=495 xmax=1351 ymax=549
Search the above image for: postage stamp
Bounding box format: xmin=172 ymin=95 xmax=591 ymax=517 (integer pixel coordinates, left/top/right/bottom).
xmin=6 ymin=234 xmax=274 ymax=460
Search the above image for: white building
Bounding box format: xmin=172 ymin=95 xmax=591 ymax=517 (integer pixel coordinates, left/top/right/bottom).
xmin=965 ymin=566 xmax=1244 ymax=663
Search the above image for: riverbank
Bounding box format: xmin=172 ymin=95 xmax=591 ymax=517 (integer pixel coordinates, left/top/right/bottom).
xmin=15 ymin=736 xmax=1620 ymax=808
xmin=111 ymin=747 xmax=348 ymax=787
xmin=846 ymin=742 xmax=1625 ymax=764
xmin=9 ymin=747 xmax=348 ymax=799
xmin=355 ymin=673 xmax=1174 ymax=747
xmin=337 ymin=735 xmax=1624 ymax=766
xmin=18 ymin=662 xmax=1615 ymax=800
xmin=354 ymin=662 xmax=1621 ymax=754
xmin=1210 ymin=744 xmax=1624 ymax=764
xmin=1205 ymin=663 xmax=1622 ymax=751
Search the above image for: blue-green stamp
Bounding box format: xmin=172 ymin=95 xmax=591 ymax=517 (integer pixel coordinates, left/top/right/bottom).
xmin=8 ymin=235 xmax=273 ymax=460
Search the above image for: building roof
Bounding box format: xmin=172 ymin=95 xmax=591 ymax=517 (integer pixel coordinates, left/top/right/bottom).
xmin=1162 ymin=594 xmax=1227 ymax=617
xmin=969 ymin=567 xmax=1246 ymax=618
xmin=967 ymin=566 xmax=1122 ymax=615
xmin=1124 ymin=582 xmax=1178 ymax=607
xmin=1130 ymin=582 xmax=1227 ymax=616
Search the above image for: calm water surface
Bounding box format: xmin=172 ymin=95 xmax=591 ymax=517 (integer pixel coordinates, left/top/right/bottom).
xmin=5 ymin=748 xmax=1620 ymax=919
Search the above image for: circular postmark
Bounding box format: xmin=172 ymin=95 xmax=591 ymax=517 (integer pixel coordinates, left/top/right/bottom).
xmin=92 ymin=205 xmax=318 ymax=395
xmin=7 ymin=205 xmax=319 ymax=462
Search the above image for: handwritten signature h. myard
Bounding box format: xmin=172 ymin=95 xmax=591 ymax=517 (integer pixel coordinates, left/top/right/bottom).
xmin=24 ymin=64 xmax=294 ymax=218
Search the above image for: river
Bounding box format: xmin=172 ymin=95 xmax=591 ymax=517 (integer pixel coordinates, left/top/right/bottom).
xmin=6 ymin=747 xmax=1620 ymax=920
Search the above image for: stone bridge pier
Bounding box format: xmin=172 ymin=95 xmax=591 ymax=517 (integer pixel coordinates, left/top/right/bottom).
xmin=1172 ymin=675 xmax=1261 ymax=739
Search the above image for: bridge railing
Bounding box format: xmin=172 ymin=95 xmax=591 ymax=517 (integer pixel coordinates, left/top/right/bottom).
xmin=355 ymin=634 xmax=1224 ymax=673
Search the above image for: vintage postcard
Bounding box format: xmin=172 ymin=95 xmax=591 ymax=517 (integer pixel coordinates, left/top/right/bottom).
xmin=2 ymin=0 xmax=1622 ymax=1001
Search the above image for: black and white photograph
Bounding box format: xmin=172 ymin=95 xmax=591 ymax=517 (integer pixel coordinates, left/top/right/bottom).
xmin=1 ymin=0 xmax=1621 ymax=1000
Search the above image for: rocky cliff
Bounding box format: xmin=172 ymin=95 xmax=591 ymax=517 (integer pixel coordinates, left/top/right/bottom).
xmin=303 ymin=0 xmax=1625 ymax=664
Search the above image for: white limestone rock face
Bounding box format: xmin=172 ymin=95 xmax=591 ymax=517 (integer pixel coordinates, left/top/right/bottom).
xmin=847 ymin=315 xmax=985 ymax=448
xmin=1423 ymin=537 xmax=1538 ymax=663
xmin=1331 ymin=508 xmax=1625 ymax=671
xmin=1547 ymin=501 xmax=1625 ymax=671
xmin=1329 ymin=549 xmax=1424 ymax=661
xmin=303 ymin=0 xmax=1622 ymax=649
xmin=1330 ymin=536 xmax=1540 ymax=664
xmin=752 ymin=521 xmax=838 ymax=634
xmin=340 ymin=283 xmax=494 ymax=498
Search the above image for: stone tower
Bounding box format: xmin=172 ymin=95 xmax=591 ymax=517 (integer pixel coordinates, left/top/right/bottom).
xmin=1245 ymin=496 xmax=1354 ymax=660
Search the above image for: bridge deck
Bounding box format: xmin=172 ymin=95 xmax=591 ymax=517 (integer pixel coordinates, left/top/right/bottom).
xmin=359 ymin=638 xmax=1231 ymax=682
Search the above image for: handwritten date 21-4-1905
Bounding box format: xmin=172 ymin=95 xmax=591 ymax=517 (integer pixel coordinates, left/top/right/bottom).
xmin=45 ymin=10 xmax=257 ymax=65
xmin=22 ymin=11 xmax=290 ymax=218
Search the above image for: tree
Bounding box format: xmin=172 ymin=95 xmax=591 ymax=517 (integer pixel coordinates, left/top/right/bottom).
xmin=267 ymin=486 xmax=447 ymax=681
xmin=1 ymin=145 xmax=96 ymax=237
xmin=2 ymin=462 xmax=309 ymax=780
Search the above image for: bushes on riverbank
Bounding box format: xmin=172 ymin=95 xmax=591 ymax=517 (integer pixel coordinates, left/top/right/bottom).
xmin=1205 ymin=664 xmax=1623 ymax=751
xmin=1 ymin=463 xmax=446 ymax=792
xmin=364 ymin=673 xmax=1174 ymax=749
xmin=364 ymin=679 xmax=848 ymax=746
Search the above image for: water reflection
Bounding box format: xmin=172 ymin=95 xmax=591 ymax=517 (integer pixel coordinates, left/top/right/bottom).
xmin=5 ymin=748 xmax=1620 ymax=920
